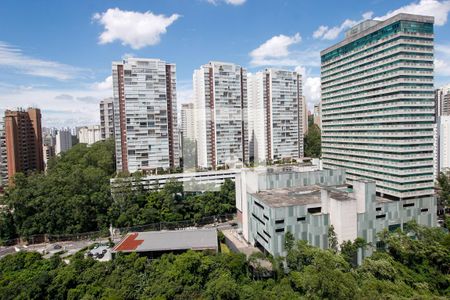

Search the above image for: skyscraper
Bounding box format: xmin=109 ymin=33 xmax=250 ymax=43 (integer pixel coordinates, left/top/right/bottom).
xmin=100 ymin=98 xmax=115 ymax=140
xmin=112 ymin=58 xmax=179 ymax=173
xmin=321 ymin=14 xmax=435 ymax=200
xmin=248 ymin=69 xmax=303 ymax=164
xmin=193 ymin=61 xmax=248 ymax=169
xmin=4 ymin=108 xmax=44 ymax=181
xmin=0 ymin=120 xmax=7 ymax=189
xmin=55 ymin=129 xmax=72 ymax=155
xmin=180 ymin=103 xmax=195 ymax=142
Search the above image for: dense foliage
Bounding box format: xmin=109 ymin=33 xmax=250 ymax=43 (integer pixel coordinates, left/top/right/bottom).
xmin=304 ymin=123 xmax=321 ymax=158
xmin=0 ymin=140 xmax=116 ymax=240
xmin=0 ymin=140 xmax=236 ymax=242
xmin=0 ymin=223 xmax=448 ymax=299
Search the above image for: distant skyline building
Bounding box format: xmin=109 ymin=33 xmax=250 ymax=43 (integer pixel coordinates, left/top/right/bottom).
xmin=42 ymin=145 xmax=55 ymax=169
xmin=180 ymin=103 xmax=195 ymax=142
xmin=321 ymin=14 xmax=435 ymax=200
xmin=4 ymin=108 xmax=44 ymax=181
xmin=78 ymin=125 xmax=101 ymax=145
xmin=55 ymin=129 xmax=72 ymax=155
xmin=193 ymin=61 xmax=248 ymax=169
xmin=437 ymin=116 xmax=450 ymax=172
xmin=313 ymin=103 xmax=321 ymax=129
xmin=435 ymin=84 xmax=450 ymax=117
xmin=100 ymin=98 xmax=115 ymax=140
xmin=301 ymin=96 xmax=308 ymax=135
xmin=248 ymin=69 xmax=303 ymax=164
xmin=112 ymin=58 xmax=179 ymax=173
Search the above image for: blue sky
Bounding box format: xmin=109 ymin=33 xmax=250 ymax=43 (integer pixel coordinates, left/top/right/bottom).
xmin=0 ymin=0 xmax=450 ymax=127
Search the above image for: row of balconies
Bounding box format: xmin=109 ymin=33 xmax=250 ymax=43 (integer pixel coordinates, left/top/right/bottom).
xmin=321 ymin=116 xmax=434 ymax=126
xmin=322 ymin=136 xmax=434 ymax=144
xmin=323 ymin=153 xmax=433 ymax=168
xmin=322 ymin=93 xmax=433 ymax=110
xmin=323 ymin=73 xmax=433 ymax=101
xmin=321 ymin=32 xmax=433 ymax=68
xmin=322 ymin=64 xmax=433 ymax=91
xmin=322 ymin=100 xmax=434 ymax=116
xmin=322 ymin=108 xmax=435 ymax=121
xmin=321 ymin=130 xmax=433 ymax=138
xmin=322 ymin=158 xmax=433 ymax=178
xmin=321 ymin=142 xmax=433 ymax=153
xmin=322 ymin=43 xmax=433 ymax=78
xmin=321 ymin=124 xmax=434 ymax=133
xmin=322 ymin=55 xmax=432 ymax=85
xmin=322 ymin=85 xmax=433 ymax=104
xmin=321 ymin=147 xmax=433 ymax=160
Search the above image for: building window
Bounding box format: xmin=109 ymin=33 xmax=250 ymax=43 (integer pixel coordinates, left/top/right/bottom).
xmin=297 ymin=217 xmax=306 ymax=221
xmin=254 ymin=201 xmax=264 ymax=210
xmin=252 ymin=213 xmax=265 ymax=225
xmin=403 ymin=203 xmax=415 ymax=208
xmin=275 ymin=219 xmax=284 ymax=224
xmin=376 ymin=207 xmax=382 ymax=211
xmin=263 ymin=214 xmax=269 ymax=220
xmin=376 ymin=214 xmax=386 ymax=219
xmin=420 ymin=208 xmax=428 ymax=212
xmin=308 ymin=207 xmax=321 ymax=214
xmin=257 ymin=232 xmax=269 ymax=243
xmin=263 ymin=230 xmax=271 ymax=238
xmin=388 ymin=224 xmax=401 ymax=232
xmin=275 ymin=228 xmax=285 ymax=233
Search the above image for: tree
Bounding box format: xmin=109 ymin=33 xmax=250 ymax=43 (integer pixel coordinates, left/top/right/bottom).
xmin=304 ymin=124 xmax=321 ymax=157
xmin=284 ymin=231 xmax=295 ymax=252
xmin=328 ymin=225 xmax=338 ymax=252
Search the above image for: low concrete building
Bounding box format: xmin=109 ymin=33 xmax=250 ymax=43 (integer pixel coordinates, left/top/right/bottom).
xmin=111 ymin=228 xmax=218 ymax=258
xmin=237 ymin=168 xmax=436 ymax=258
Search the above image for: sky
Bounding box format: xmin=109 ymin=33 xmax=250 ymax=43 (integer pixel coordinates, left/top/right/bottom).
xmin=0 ymin=0 xmax=450 ymax=128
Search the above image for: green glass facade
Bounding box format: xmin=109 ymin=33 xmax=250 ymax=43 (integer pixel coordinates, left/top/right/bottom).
xmin=321 ymin=14 xmax=435 ymax=200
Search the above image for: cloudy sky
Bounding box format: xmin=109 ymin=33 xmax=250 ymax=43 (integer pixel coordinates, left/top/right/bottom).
xmin=1 ymin=0 xmax=450 ymax=127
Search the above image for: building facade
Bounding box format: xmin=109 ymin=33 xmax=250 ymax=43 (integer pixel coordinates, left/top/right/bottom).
xmin=437 ymin=116 xmax=450 ymax=172
xmin=55 ymin=129 xmax=72 ymax=155
xmin=4 ymin=108 xmax=44 ymax=181
xmin=0 ymin=121 xmax=7 ymax=189
xmin=78 ymin=125 xmax=101 ymax=145
xmin=43 ymin=145 xmax=55 ymax=169
xmin=193 ymin=62 xmax=248 ymax=169
xmin=313 ymin=103 xmax=321 ymax=129
xmin=321 ymin=14 xmax=435 ymax=200
xmin=248 ymin=69 xmax=303 ymax=164
xmin=100 ymin=98 xmax=115 ymax=140
xmin=112 ymin=58 xmax=179 ymax=173
xmin=435 ymin=84 xmax=450 ymax=117
xmin=237 ymin=168 xmax=436 ymax=258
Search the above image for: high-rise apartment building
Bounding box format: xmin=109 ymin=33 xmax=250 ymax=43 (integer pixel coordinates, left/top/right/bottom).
xmin=301 ymin=96 xmax=308 ymax=135
xmin=4 ymin=108 xmax=44 ymax=180
xmin=112 ymin=58 xmax=179 ymax=173
xmin=78 ymin=125 xmax=101 ymax=145
xmin=100 ymin=98 xmax=115 ymax=140
xmin=313 ymin=103 xmax=321 ymax=129
xmin=0 ymin=120 xmax=7 ymax=188
xmin=321 ymin=14 xmax=435 ymax=200
xmin=435 ymin=84 xmax=450 ymax=117
xmin=55 ymin=129 xmax=72 ymax=155
xmin=180 ymin=103 xmax=195 ymax=142
xmin=437 ymin=116 xmax=450 ymax=172
xmin=248 ymin=69 xmax=303 ymax=164
xmin=42 ymin=145 xmax=55 ymax=169
xmin=193 ymin=61 xmax=248 ymax=169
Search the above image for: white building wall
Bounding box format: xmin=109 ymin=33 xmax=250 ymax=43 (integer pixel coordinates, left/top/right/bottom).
xmin=438 ymin=116 xmax=450 ymax=172
xmin=55 ymin=129 xmax=72 ymax=155
xmin=78 ymin=125 xmax=101 ymax=145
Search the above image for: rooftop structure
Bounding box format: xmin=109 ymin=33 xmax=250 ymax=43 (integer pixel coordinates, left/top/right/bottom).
xmin=112 ymin=228 xmax=218 ymax=256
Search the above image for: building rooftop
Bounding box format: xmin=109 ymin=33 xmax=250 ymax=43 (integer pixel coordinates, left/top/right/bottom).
xmin=321 ymin=13 xmax=434 ymax=56
xmin=112 ymin=228 xmax=218 ymax=253
xmin=252 ymin=184 xmax=351 ymax=208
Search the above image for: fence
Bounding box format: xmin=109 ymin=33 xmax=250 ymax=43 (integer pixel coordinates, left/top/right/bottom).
xmin=0 ymin=213 xmax=236 ymax=247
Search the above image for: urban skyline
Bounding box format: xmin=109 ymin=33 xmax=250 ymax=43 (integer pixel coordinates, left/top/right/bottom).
xmin=1 ymin=0 xmax=450 ymax=128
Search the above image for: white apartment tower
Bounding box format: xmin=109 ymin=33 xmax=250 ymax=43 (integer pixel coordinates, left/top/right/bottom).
xmin=321 ymin=14 xmax=435 ymax=200
xmin=248 ymin=69 xmax=303 ymax=164
xmin=112 ymin=58 xmax=179 ymax=173
xmin=78 ymin=125 xmax=101 ymax=145
xmin=100 ymin=98 xmax=114 ymax=140
xmin=193 ymin=62 xmax=248 ymax=169
xmin=55 ymin=129 xmax=72 ymax=155
xmin=181 ymin=103 xmax=195 ymax=142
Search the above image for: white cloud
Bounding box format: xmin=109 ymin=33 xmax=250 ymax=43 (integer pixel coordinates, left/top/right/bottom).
xmin=303 ymin=77 xmax=321 ymax=110
xmin=0 ymin=86 xmax=110 ymax=128
xmin=94 ymin=75 xmax=113 ymax=91
xmin=93 ymin=8 xmax=180 ymax=49
xmin=0 ymin=42 xmax=84 ymax=80
xmin=314 ymin=0 xmax=450 ymax=41
xmin=250 ymin=33 xmax=302 ymax=66
xmin=207 ymin=0 xmax=246 ymax=5
xmin=375 ymin=0 xmax=450 ymax=26
xmin=435 ymin=44 xmax=450 ymax=77
xmin=313 ymin=12 xmax=372 ymax=40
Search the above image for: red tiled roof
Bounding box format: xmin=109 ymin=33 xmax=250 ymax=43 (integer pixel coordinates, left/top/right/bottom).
xmin=113 ymin=233 xmax=144 ymax=251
